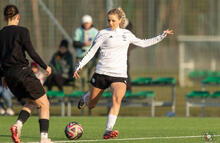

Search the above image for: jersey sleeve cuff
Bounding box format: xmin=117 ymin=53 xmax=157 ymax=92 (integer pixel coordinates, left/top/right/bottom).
xmin=160 ymin=31 xmax=167 ymax=37
xmin=74 ymin=63 xmax=81 ymax=71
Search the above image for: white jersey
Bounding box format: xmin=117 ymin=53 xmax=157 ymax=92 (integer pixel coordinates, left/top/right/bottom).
xmin=76 ymin=27 xmax=167 ymax=78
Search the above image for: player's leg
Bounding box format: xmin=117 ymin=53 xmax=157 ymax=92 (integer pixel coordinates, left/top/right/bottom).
xmin=103 ymin=82 xmax=126 ymax=139
xmin=78 ymin=86 xmax=104 ymax=109
xmin=87 ymin=86 xmax=104 ymax=109
xmin=11 ymin=99 xmax=37 ymax=143
xmin=78 ymin=73 xmax=107 ymax=109
xmin=34 ymin=94 xmax=53 ymax=143
xmin=19 ymin=68 xmax=53 ymax=143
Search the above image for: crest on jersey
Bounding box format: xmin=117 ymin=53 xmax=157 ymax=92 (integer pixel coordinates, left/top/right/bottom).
xmin=122 ymin=35 xmax=127 ymax=41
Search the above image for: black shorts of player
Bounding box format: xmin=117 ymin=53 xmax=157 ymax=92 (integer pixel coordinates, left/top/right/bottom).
xmin=4 ymin=66 xmax=45 ymax=101
xmin=90 ymin=73 xmax=128 ymax=90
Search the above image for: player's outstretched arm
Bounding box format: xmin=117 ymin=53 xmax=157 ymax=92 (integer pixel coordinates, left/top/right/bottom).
xmin=130 ymin=29 xmax=174 ymax=48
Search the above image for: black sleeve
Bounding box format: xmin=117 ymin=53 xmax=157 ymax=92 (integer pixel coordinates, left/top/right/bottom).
xmin=0 ymin=67 xmax=3 ymax=78
xmin=22 ymin=29 xmax=47 ymax=70
xmin=73 ymin=40 xmax=85 ymax=48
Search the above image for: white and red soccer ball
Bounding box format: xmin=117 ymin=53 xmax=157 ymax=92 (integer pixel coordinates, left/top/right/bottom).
xmin=64 ymin=122 xmax=83 ymax=140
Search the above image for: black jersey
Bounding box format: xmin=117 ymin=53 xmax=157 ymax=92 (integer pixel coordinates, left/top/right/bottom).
xmin=0 ymin=25 xmax=47 ymax=77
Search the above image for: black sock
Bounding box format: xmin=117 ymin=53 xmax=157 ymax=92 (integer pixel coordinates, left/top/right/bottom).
xmin=39 ymin=119 xmax=49 ymax=133
xmin=17 ymin=110 xmax=30 ymax=124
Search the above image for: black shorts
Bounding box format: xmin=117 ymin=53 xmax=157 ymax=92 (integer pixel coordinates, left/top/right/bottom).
xmin=4 ymin=66 xmax=45 ymax=101
xmin=90 ymin=73 xmax=128 ymax=89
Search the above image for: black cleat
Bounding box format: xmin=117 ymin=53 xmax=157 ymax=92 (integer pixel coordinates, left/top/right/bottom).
xmin=77 ymin=98 xmax=86 ymax=110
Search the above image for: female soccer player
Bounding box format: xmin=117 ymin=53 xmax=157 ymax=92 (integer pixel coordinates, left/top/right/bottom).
xmin=0 ymin=5 xmax=53 ymax=143
xmin=73 ymin=8 xmax=174 ymax=139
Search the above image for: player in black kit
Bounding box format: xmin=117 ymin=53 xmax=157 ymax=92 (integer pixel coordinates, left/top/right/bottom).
xmin=0 ymin=5 xmax=53 ymax=143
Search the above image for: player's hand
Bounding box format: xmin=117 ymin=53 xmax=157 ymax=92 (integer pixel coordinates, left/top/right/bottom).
xmin=1 ymin=77 xmax=7 ymax=88
xmin=46 ymin=66 xmax=52 ymax=76
xmin=73 ymin=69 xmax=80 ymax=79
xmin=164 ymin=29 xmax=174 ymax=35
xmin=85 ymin=41 xmax=92 ymax=46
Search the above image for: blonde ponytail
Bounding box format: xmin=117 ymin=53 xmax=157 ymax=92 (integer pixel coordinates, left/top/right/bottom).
xmin=107 ymin=7 xmax=126 ymax=28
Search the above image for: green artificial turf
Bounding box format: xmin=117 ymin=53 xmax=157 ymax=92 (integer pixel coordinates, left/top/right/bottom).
xmin=0 ymin=116 xmax=220 ymax=143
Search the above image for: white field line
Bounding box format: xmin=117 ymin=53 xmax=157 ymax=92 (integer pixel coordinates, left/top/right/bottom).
xmin=17 ymin=134 xmax=220 ymax=143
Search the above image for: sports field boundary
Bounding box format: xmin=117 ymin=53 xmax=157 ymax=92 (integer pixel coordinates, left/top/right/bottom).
xmin=10 ymin=134 xmax=219 ymax=143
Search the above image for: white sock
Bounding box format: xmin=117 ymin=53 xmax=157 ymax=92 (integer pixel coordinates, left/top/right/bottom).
xmin=83 ymin=91 xmax=90 ymax=105
xmin=105 ymin=114 xmax=117 ymax=132
xmin=15 ymin=120 xmax=23 ymax=129
xmin=40 ymin=132 xmax=48 ymax=139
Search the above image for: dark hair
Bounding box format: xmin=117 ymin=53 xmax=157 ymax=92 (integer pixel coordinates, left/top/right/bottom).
xmin=4 ymin=5 xmax=19 ymax=21
xmin=59 ymin=39 xmax=69 ymax=48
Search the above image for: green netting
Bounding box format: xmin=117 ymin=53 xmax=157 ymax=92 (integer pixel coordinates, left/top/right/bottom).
xmin=46 ymin=91 xmax=65 ymax=97
xmin=185 ymin=91 xmax=210 ymax=98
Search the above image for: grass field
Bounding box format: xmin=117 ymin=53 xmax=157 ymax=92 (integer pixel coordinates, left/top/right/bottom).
xmin=1 ymin=116 xmax=220 ymax=143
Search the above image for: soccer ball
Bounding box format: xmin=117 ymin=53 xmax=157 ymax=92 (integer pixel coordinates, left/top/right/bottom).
xmin=64 ymin=122 xmax=83 ymax=140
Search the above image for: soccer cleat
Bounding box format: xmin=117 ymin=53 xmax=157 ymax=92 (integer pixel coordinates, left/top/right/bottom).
xmin=10 ymin=125 xmax=21 ymax=143
xmin=40 ymin=138 xmax=54 ymax=143
xmin=103 ymin=130 xmax=119 ymax=139
xmin=77 ymin=98 xmax=86 ymax=110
